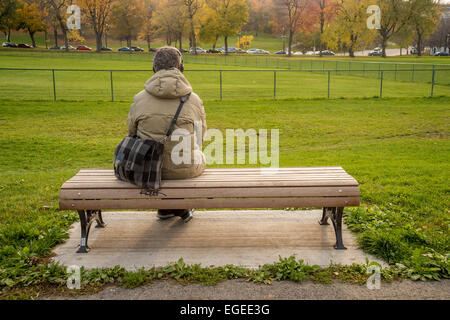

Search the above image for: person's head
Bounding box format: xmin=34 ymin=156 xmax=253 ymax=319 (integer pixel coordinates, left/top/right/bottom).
xmin=152 ymin=46 xmax=184 ymax=73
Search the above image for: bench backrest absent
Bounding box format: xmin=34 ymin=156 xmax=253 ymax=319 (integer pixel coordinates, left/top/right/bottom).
xmin=59 ymin=167 xmax=360 ymax=210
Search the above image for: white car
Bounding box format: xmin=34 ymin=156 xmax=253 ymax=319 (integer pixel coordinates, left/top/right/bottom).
xmin=305 ymin=51 xmax=318 ymax=56
xmin=293 ymin=51 xmax=303 ymax=55
xmin=190 ymin=47 xmax=206 ymax=53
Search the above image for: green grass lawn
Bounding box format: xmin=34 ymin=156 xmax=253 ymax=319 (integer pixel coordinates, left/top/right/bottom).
xmin=0 ymin=96 xmax=449 ymax=296
xmin=0 ymin=50 xmax=449 ymax=101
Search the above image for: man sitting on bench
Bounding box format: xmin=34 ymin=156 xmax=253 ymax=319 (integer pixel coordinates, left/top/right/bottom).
xmin=126 ymin=46 xmax=207 ymax=222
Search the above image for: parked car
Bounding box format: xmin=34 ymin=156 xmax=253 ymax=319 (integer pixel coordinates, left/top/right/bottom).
xmin=305 ymin=51 xmax=318 ymax=56
xmin=148 ymin=47 xmax=159 ymax=52
xmin=293 ymin=51 xmax=303 ymax=56
xmin=368 ymin=48 xmax=383 ymax=56
xmin=17 ymin=43 xmax=32 ymax=48
xmin=2 ymin=42 xmax=17 ymax=47
xmin=101 ymin=46 xmax=112 ymax=51
xmin=179 ymin=48 xmax=188 ymax=53
xmin=130 ymin=46 xmax=144 ymax=52
xmin=76 ymin=45 xmax=92 ymax=51
xmin=118 ymin=47 xmax=133 ymax=52
xmin=321 ymin=50 xmax=335 ymax=56
xmin=435 ymin=51 xmax=449 ymax=56
xmin=49 ymin=45 xmax=61 ymax=50
xmin=275 ymin=50 xmax=287 ymax=55
xmin=247 ymin=48 xmax=269 ymax=54
xmin=207 ymin=48 xmax=221 ymax=53
xmin=190 ymin=47 xmax=207 ymax=53
xmin=235 ymin=48 xmax=247 ymax=53
xmin=60 ymin=45 xmax=75 ymax=50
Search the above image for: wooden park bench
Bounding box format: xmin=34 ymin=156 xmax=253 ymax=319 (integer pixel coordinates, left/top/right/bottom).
xmin=59 ymin=167 xmax=360 ymax=253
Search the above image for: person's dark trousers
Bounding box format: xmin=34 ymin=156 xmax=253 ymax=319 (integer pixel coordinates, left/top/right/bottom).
xmin=157 ymin=209 xmax=193 ymax=222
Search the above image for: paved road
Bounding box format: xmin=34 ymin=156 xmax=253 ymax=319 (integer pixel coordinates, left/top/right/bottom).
xmin=46 ymin=279 xmax=450 ymax=300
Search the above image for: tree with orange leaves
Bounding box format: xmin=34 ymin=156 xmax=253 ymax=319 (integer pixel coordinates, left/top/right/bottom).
xmin=273 ymin=0 xmax=314 ymax=56
xmin=79 ymin=0 xmax=113 ymax=52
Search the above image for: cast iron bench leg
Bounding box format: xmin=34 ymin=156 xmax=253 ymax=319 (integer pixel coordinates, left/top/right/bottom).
xmin=77 ymin=210 xmax=105 ymax=253
xmin=319 ymin=207 xmax=347 ymax=250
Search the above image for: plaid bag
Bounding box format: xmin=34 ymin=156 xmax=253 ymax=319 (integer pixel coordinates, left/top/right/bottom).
xmin=113 ymin=94 xmax=190 ymax=194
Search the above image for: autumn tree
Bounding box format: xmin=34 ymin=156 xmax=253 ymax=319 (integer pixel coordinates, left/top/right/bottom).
xmin=138 ymin=0 xmax=157 ymax=51
xmin=153 ymin=0 xmax=187 ymax=47
xmin=273 ymin=0 xmax=310 ymax=56
xmin=376 ymin=0 xmax=411 ymax=57
xmin=323 ymin=0 xmax=376 ymax=57
xmin=79 ymin=0 xmax=113 ymax=52
xmin=15 ymin=0 xmax=45 ymax=47
xmin=314 ymin=0 xmax=338 ymax=56
xmin=110 ymin=0 xmax=143 ymax=48
xmin=244 ymin=0 xmax=274 ymax=35
xmin=182 ymin=0 xmax=200 ymax=54
xmin=206 ymin=0 xmax=248 ymax=54
xmin=409 ymin=0 xmax=441 ymax=56
xmin=0 ymin=0 xmax=19 ymax=42
xmin=198 ymin=7 xmax=221 ymax=48
xmin=46 ymin=0 xmax=70 ymax=50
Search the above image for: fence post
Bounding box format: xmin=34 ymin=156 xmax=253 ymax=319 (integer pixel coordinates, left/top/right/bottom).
xmin=363 ymin=63 xmax=365 ymax=76
xmin=219 ymin=70 xmax=222 ymax=100
xmin=378 ymin=64 xmax=381 ymax=79
xmin=411 ymin=64 xmax=415 ymax=81
xmin=273 ymin=71 xmax=276 ymax=99
xmin=327 ymin=70 xmax=331 ymax=99
xmin=395 ymin=64 xmax=397 ymax=81
xmin=110 ymin=71 xmax=114 ymax=102
xmin=380 ymin=71 xmax=384 ymax=98
xmin=52 ymin=69 xmax=56 ymax=101
xmin=430 ymin=68 xmax=435 ymax=97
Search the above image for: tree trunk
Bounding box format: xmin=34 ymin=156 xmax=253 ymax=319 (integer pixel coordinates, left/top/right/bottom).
xmin=28 ymin=29 xmax=36 ymax=47
xmin=213 ymin=35 xmax=218 ymax=49
xmin=417 ymin=31 xmax=422 ymax=57
xmin=146 ymin=35 xmax=151 ymax=51
xmin=224 ymin=36 xmax=228 ymax=54
xmin=179 ymin=32 xmax=182 ymax=51
xmin=190 ymin=17 xmax=196 ymax=55
xmin=381 ymin=37 xmax=387 ymax=58
xmin=127 ymin=38 xmax=131 ymax=48
xmin=288 ymin=29 xmax=293 ymax=56
xmin=53 ymin=26 xmax=58 ymax=46
xmin=7 ymin=28 xmax=11 ymax=42
xmin=95 ymin=32 xmax=102 ymax=52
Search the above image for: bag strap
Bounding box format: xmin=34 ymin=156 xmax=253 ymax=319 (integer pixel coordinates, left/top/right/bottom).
xmin=165 ymin=93 xmax=191 ymax=137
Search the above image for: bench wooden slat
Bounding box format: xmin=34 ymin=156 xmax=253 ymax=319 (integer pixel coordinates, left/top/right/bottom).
xmin=62 ymin=179 xmax=358 ymax=189
xmin=60 ymin=186 xmax=360 ymax=199
xmin=78 ymin=167 xmax=345 ymax=173
xmin=60 ymin=196 xmax=360 ymax=210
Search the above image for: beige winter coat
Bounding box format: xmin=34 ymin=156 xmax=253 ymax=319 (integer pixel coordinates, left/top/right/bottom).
xmin=127 ymin=68 xmax=207 ymax=179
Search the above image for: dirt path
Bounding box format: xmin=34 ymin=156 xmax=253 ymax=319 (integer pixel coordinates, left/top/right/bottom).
xmin=45 ymin=279 xmax=450 ymax=300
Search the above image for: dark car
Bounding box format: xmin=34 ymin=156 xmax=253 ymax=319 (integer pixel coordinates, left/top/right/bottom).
xmin=130 ymin=46 xmax=144 ymax=52
xmin=435 ymin=51 xmax=449 ymax=56
xmin=235 ymin=49 xmax=247 ymax=53
xmin=2 ymin=42 xmax=17 ymax=48
xmin=101 ymin=46 xmax=112 ymax=51
xmin=49 ymin=45 xmax=61 ymax=50
xmin=76 ymin=45 xmax=92 ymax=51
xmin=179 ymin=48 xmax=188 ymax=53
xmin=17 ymin=43 xmax=33 ymax=48
xmin=321 ymin=50 xmax=335 ymax=56
xmin=118 ymin=47 xmax=133 ymax=52
xmin=207 ymin=48 xmax=220 ymax=53
xmin=149 ymin=47 xmax=159 ymax=52
xmin=275 ymin=50 xmax=287 ymax=55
